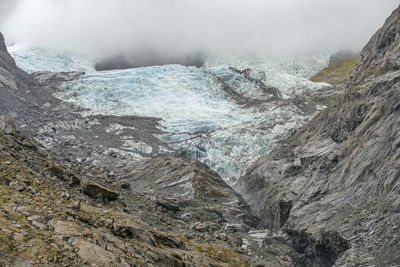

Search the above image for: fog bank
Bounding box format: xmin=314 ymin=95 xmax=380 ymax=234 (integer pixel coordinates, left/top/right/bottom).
xmin=1 ymin=0 xmax=399 ymax=59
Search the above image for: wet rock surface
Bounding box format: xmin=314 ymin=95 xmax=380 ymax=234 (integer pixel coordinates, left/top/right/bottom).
xmin=237 ymin=5 xmax=400 ymax=266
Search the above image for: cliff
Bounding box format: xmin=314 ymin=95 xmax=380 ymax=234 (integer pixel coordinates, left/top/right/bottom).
xmin=237 ymin=5 xmax=400 ymax=266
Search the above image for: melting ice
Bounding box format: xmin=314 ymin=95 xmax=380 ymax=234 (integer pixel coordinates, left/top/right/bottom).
xmin=9 ymin=44 xmax=330 ymax=185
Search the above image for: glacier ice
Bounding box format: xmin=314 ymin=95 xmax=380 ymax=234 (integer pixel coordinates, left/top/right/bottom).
xmin=8 ymin=44 xmax=95 ymax=73
xmin=10 ymin=45 xmax=330 ymax=185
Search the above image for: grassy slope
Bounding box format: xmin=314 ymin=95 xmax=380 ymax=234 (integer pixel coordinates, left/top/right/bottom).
xmin=311 ymin=57 xmax=360 ymax=86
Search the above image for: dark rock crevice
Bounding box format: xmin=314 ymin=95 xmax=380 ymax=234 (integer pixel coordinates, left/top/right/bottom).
xmin=278 ymin=200 xmax=293 ymax=227
xmin=286 ymin=230 xmax=351 ymax=267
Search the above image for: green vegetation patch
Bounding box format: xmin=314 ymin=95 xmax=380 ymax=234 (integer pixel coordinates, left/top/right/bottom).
xmin=311 ymin=57 xmax=360 ymax=86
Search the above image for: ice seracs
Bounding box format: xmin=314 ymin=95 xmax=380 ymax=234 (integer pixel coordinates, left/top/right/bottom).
xmin=9 ymin=45 xmax=331 ymax=185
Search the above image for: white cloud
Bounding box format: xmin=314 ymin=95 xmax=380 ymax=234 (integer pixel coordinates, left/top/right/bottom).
xmin=1 ymin=0 xmax=399 ymax=58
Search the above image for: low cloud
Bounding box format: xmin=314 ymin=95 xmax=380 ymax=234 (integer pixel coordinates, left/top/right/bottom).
xmin=1 ymin=0 xmax=399 ymax=59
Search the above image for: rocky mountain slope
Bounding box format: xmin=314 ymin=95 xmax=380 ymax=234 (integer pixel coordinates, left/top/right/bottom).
xmin=0 ymin=33 xmax=299 ymax=266
xmin=236 ymin=5 xmax=400 ymax=266
xmin=0 ymin=123 xmax=252 ymax=266
xmin=2 ymin=4 xmax=400 ymax=266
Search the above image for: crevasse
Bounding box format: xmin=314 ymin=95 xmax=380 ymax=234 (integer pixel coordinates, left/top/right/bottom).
xmin=9 ymin=44 xmax=330 ymax=185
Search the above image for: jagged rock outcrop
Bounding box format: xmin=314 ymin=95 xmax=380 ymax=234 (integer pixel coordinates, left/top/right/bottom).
xmin=350 ymin=6 xmax=400 ymax=86
xmin=89 ymin=155 xmax=304 ymax=265
xmin=0 ymin=32 xmax=15 ymax=67
xmin=116 ymin=156 xmax=261 ymax=231
xmin=236 ymin=5 xmax=400 ymax=266
xmin=0 ymin=127 xmax=253 ymax=266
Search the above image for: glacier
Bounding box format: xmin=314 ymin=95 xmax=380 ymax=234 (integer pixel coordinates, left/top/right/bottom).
xmin=9 ymin=44 xmax=330 ymax=185
xmin=8 ymin=44 xmax=95 ymax=73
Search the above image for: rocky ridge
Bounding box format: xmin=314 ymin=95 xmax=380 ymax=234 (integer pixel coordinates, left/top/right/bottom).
xmin=236 ymin=5 xmax=400 ymax=266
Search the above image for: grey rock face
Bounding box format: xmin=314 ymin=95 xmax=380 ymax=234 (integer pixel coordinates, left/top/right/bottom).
xmin=0 ymin=32 xmax=7 ymax=53
xmin=108 ymin=155 xmax=302 ymax=265
xmin=0 ymin=115 xmax=16 ymax=134
xmin=350 ymin=6 xmax=400 ymax=86
xmin=0 ymin=32 xmax=16 ymax=69
xmin=237 ymin=4 xmax=400 ymax=266
xmin=117 ymin=156 xmax=260 ymax=228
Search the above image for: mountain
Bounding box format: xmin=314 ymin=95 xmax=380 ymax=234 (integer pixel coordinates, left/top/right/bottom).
xmin=0 ymin=33 xmax=297 ymax=266
xmin=236 ymin=5 xmax=400 ymax=266
xmin=1 ymin=4 xmax=400 ymax=266
xmin=7 ymin=44 xmax=329 ymax=185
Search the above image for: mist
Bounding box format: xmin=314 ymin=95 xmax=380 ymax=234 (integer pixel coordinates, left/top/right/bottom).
xmin=1 ymin=0 xmax=399 ymax=61
xmin=0 ymin=0 xmax=16 ymax=25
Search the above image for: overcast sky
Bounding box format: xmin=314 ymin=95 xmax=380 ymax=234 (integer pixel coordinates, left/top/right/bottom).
xmin=0 ymin=0 xmax=399 ymax=58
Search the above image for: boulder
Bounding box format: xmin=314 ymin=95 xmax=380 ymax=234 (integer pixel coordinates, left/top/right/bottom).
xmin=75 ymin=239 xmax=116 ymax=266
xmin=0 ymin=115 xmax=16 ymax=134
xmin=82 ymin=182 xmax=119 ymax=202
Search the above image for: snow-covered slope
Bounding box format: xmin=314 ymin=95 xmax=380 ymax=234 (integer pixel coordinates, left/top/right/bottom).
xmin=9 ymin=45 xmax=330 ymax=184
